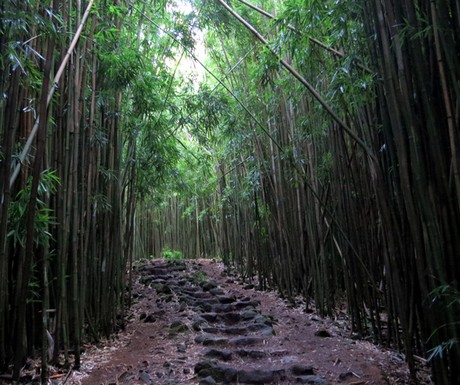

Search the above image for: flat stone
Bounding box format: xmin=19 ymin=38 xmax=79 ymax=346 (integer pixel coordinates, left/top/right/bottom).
xmin=240 ymin=310 xmax=258 ymax=320
xmin=235 ymin=350 xmax=267 ymax=359
xmin=217 ymin=295 xmax=236 ymax=304
xmin=152 ymin=283 xmax=172 ymax=295
xmin=235 ymin=300 xmax=260 ymax=309
xmin=199 ymin=376 xmax=217 ymax=385
xmin=209 ymin=287 xmax=225 ymax=295
xmin=295 ymin=375 xmax=329 ymax=384
xmin=194 ymin=361 xmax=237 ymax=382
xmin=188 ymin=291 xmax=214 ymax=299
xmin=141 ymin=266 xmax=169 ymax=275
xmin=200 ymin=281 xmax=218 ymax=291
xmin=201 ymin=313 xmax=218 ymax=323
xmin=238 ymin=368 xmax=286 ymax=384
xmin=195 ymin=335 xmax=228 ymax=346
xmin=253 ymin=315 xmax=273 ymax=326
xmin=248 ymin=323 xmax=273 ymax=332
xmin=230 ymin=337 xmax=262 ymax=346
xmin=169 ymin=320 xmax=189 ymax=333
xmin=203 ymin=348 xmax=233 ymax=361
xmin=212 ymin=304 xmax=237 ymax=313
xmin=219 ymin=312 xmax=242 ymax=323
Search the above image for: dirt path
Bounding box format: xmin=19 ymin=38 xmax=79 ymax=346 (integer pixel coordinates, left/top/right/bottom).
xmin=70 ymin=259 xmax=424 ymax=385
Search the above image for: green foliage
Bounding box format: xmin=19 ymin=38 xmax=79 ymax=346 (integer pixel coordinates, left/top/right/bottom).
xmin=426 ymin=283 xmax=460 ymax=362
xmin=162 ymin=246 xmax=183 ymax=261
xmin=7 ymin=169 xmax=60 ymax=247
xmin=192 ymin=270 xmax=207 ymax=283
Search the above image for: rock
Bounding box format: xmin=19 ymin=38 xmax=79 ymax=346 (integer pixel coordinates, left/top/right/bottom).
xmin=209 ymin=287 xmax=225 ymax=295
xmin=192 ymin=318 xmax=207 ymax=331
xmin=235 ymin=300 xmax=260 ymax=309
xmin=295 ymin=375 xmax=329 ymax=384
xmin=194 ymin=361 xmax=237 ymax=382
xmin=235 ymin=350 xmax=267 ymax=359
xmin=212 ymin=304 xmax=236 ymax=313
xmin=138 ymin=370 xmax=153 ymax=385
xmin=314 ymin=329 xmax=332 ymax=338
xmin=203 ymin=348 xmax=233 ymax=361
xmin=238 ymin=368 xmax=286 ymax=384
xmin=291 ymin=365 xmax=315 ymax=376
xmin=143 ymin=314 xmax=157 ymax=323
xmin=240 ymin=309 xmax=258 ymax=320
xmin=219 ymin=312 xmax=241 ymax=323
xmin=230 ymin=336 xmax=263 ymax=346
xmin=152 ymin=283 xmax=172 ymax=295
xmin=200 ymin=280 xmax=218 ymax=291
xmin=199 ymin=376 xmax=217 ymax=385
xmin=195 ymin=335 xmax=228 ymax=346
xmin=243 ymin=283 xmax=255 ymax=289
xmin=217 ymin=295 xmax=236 ymax=304
xmin=253 ymin=314 xmax=274 ymax=326
xmin=169 ymin=320 xmax=189 ymax=333
xmin=201 ymin=313 xmax=218 ymax=323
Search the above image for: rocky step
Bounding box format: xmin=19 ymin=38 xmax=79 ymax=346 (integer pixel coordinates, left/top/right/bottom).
xmin=200 ymin=323 xmax=273 ymax=336
xmin=195 ymin=360 xmax=328 ymax=385
xmin=203 ymin=348 xmax=290 ymax=361
xmin=195 ymin=335 xmax=269 ymax=347
xmin=198 ymin=310 xmax=259 ymax=324
xmin=139 ymin=261 xmax=318 ymax=384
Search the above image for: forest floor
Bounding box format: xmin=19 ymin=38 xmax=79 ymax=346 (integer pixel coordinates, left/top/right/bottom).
xmin=14 ymin=259 xmax=433 ymax=385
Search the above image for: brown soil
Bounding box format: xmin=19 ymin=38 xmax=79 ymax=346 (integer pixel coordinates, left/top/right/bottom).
xmin=43 ymin=259 xmax=431 ymax=385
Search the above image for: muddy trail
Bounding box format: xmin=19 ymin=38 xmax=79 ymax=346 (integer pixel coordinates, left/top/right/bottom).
xmin=72 ymin=259 xmax=424 ymax=385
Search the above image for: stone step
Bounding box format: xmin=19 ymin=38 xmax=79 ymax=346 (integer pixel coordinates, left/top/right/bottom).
xmin=194 ymin=360 xmax=287 ymax=384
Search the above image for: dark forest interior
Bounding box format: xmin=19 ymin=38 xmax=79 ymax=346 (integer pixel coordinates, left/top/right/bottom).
xmin=0 ymin=0 xmax=459 ymax=384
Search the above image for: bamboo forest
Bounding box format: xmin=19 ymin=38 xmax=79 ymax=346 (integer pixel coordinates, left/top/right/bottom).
xmin=0 ymin=0 xmax=459 ymax=384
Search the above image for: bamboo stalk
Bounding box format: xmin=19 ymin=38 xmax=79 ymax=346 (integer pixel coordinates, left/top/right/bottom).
xmin=9 ymin=0 xmax=96 ymax=188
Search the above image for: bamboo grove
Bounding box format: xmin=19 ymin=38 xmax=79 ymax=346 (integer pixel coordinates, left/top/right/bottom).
xmin=0 ymin=0 xmax=190 ymax=380
xmin=140 ymin=0 xmax=460 ymax=384
xmin=1 ymin=0 xmax=459 ymax=384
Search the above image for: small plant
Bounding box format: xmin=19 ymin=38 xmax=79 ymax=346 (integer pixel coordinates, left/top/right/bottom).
xmin=192 ymin=271 xmax=207 ymax=283
xmin=162 ymin=246 xmax=183 ymax=261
